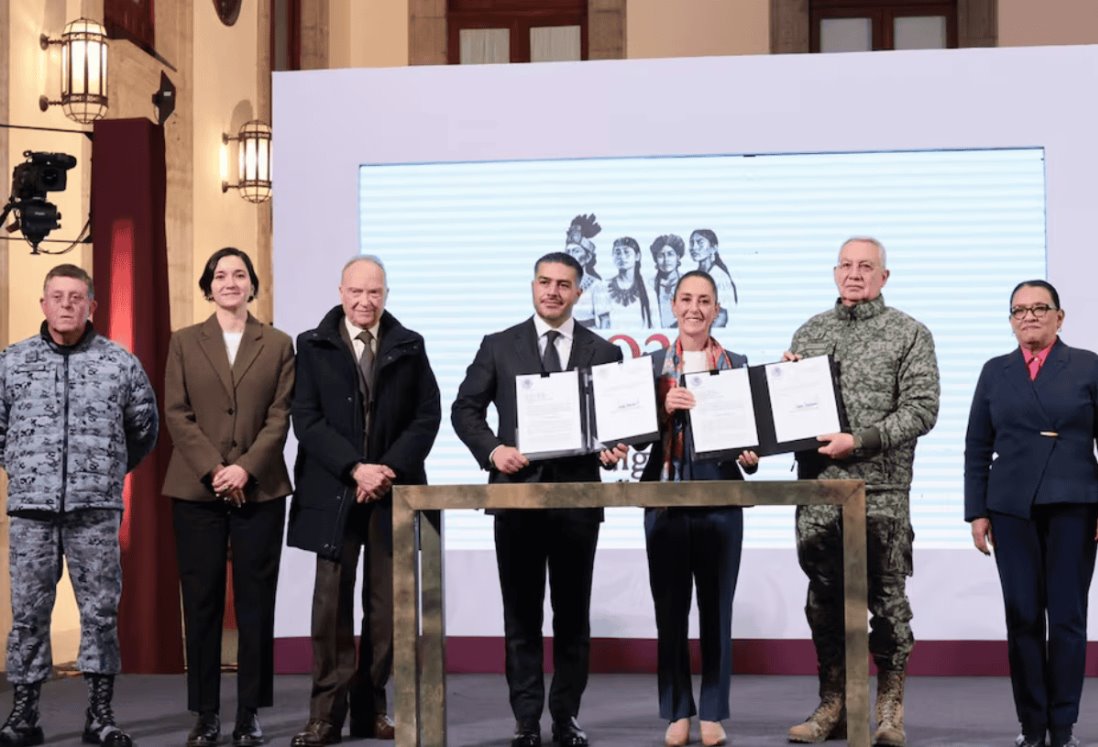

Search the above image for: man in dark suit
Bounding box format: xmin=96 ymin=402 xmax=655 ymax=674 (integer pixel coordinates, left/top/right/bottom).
xmin=452 ymin=252 xmax=628 ymax=747
xmin=288 ymin=256 xmax=441 ymax=746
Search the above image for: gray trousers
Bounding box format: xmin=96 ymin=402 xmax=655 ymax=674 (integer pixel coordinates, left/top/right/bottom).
xmin=6 ymin=509 xmax=123 ymax=683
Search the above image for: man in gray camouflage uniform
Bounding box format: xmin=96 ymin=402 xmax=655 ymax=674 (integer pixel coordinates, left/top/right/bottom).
xmin=0 ymin=264 xmax=158 ymax=747
xmin=784 ymin=238 xmax=939 ymax=747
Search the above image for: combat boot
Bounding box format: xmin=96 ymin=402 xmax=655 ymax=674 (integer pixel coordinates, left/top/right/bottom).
xmin=82 ymin=674 xmax=133 ymax=746
xmin=873 ymin=670 xmax=906 ymax=747
xmin=0 ymin=681 xmax=44 ymax=746
xmin=788 ymin=667 xmax=846 ymax=743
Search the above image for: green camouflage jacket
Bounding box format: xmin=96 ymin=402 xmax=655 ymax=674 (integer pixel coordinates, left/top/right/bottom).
xmin=790 ymin=294 xmax=940 ymax=491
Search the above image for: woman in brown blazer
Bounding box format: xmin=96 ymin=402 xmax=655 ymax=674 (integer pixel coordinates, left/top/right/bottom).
xmin=163 ymin=247 xmax=295 ymax=747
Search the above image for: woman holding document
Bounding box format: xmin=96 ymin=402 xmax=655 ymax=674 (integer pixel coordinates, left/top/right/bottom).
xmin=640 ymin=270 xmax=758 ymax=747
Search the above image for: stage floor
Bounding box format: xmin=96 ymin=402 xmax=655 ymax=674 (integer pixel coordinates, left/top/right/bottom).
xmin=12 ymin=673 xmax=1096 ymax=745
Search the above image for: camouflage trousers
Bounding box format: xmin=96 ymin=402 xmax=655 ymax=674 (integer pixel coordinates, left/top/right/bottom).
xmin=6 ymin=509 xmax=123 ymax=684
xmin=795 ymin=490 xmax=914 ymax=678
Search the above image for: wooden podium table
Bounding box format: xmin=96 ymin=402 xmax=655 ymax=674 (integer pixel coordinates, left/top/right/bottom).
xmin=392 ymin=480 xmax=868 ymax=747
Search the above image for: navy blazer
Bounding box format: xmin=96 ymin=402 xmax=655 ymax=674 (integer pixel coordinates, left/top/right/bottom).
xmin=450 ymin=317 xmax=622 ymax=503
xmin=964 ymin=339 xmax=1098 ymax=521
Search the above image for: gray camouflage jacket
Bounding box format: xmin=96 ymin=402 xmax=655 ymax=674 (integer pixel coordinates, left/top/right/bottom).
xmin=0 ymin=323 xmax=159 ymax=513
xmin=790 ymin=295 xmax=940 ymax=491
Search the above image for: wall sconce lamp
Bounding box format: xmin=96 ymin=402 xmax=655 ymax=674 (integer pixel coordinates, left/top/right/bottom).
xmin=222 ymin=120 xmax=272 ymax=203
xmin=39 ymin=18 xmax=109 ymax=124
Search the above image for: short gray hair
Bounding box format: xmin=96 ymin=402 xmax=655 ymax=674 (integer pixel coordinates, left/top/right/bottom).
xmin=838 ymin=236 xmax=887 ymax=269
xmin=44 ymin=263 xmax=95 ymax=299
xmin=341 ymin=254 xmax=387 ymax=285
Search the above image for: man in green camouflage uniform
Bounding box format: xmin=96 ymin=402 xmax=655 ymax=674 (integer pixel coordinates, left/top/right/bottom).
xmin=785 ymin=238 xmax=939 ymax=747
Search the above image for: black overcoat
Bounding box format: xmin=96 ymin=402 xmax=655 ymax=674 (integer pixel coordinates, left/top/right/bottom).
xmin=288 ymin=306 xmax=441 ymax=559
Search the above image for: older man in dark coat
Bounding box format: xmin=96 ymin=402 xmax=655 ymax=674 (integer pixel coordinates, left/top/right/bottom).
xmin=288 ymin=256 xmax=441 ymax=746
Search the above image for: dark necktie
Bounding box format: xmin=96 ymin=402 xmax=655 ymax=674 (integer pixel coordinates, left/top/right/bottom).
xmin=356 ymin=330 xmax=375 ymax=394
xmin=542 ymin=330 xmax=562 ymax=373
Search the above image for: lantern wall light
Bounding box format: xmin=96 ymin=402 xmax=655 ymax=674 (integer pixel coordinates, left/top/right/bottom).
xmin=222 ymin=120 xmax=272 ymax=204
xmin=39 ymin=18 xmax=109 ymax=125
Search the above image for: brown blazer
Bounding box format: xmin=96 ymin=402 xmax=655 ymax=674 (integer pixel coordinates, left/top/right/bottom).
xmin=163 ymin=313 xmax=295 ymax=502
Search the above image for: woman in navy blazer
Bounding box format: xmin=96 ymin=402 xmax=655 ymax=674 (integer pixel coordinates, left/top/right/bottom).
xmin=965 ymin=279 xmax=1098 ymax=747
xmin=640 ymin=271 xmax=758 ymax=747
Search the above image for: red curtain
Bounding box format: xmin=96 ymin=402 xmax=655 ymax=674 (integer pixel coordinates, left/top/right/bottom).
xmin=91 ymin=118 xmax=183 ymax=673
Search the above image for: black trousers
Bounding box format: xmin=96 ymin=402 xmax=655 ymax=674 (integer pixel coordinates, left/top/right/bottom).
xmin=645 ymin=506 xmax=743 ymax=722
xmin=172 ymin=497 xmax=286 ymax=713
xmin=990 ymin=504 xmax=1098 ymax=735
xmin=493 ymin=509 xmax=600 ymax=724
xmin=308 ymin=501 xmax=393 ymax=727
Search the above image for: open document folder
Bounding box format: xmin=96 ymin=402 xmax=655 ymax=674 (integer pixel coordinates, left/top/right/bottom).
xmin=684 ymin=354 xmax=845 ymax=461
xmin=515 ymin=355 xmax=659 ymax=461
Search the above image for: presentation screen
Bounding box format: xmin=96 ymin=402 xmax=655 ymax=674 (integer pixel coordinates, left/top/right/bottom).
xmin=359 ymin=147 xmax=1046 ymax=552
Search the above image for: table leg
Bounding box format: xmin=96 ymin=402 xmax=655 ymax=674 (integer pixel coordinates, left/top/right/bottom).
xmin=842 ymin=485 xmax=870 ymax=747
xmin=419 ymin=509 xmax=447 ymax=746
xmin=392 ymin=493 xmax=421 ymax=746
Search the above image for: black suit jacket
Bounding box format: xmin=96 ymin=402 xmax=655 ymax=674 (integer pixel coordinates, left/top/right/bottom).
xmin=451 ymin=318 xmax=623 ymax=518
xmin=964 ymin=338 xmax=1098 ymax=521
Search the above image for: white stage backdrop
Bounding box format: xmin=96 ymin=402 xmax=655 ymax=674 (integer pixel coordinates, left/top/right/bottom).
xmin=272 ymin=46 xmax=1098 ymax=642
xmin=358 ymin=148 xmax=1046 ymax=550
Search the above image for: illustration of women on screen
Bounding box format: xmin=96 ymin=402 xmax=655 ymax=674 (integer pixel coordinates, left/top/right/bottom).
xmin=650 ymin=234 xmax=684 ymax=328
xmin=565 ymin=214 xmax=611 ymax=329
xmin=689 ymin=228 xmax=737 ymax=327
xmin=606 ymin=236 xmax=653 ymax=329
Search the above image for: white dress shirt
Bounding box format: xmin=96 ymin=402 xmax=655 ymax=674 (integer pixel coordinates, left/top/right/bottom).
xmin=533 ymin=315 xmax=575 ymax=369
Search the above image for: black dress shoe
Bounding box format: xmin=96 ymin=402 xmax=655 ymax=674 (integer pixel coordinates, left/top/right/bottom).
xmin=186 ymin=712 xmax=220 ymax=747
xmin=348 ymin=713 xmax=394 ymax=740
xmin=551 ymin=717 xmax=588 ymax=747
xmin=289 ymin=720 xmax=341 ymax=747
xmin=511 ymin=720 xmax=541 ymax=747
xmin=231 ymin=710 xmax=263 ymax=747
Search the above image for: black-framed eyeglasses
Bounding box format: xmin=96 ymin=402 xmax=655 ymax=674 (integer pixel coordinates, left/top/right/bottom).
xmin=1010 ymin=304 xmax=1057 ymax=320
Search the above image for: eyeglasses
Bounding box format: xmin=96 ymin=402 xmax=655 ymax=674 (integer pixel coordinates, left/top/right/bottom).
xmin=1010 ymin=304 xmax=1057 ymax=320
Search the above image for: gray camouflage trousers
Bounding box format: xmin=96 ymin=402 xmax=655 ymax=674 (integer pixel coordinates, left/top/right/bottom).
xmin=6 ymin=509 xmax=123 ymax=683
xmin=796 ymin=490 xmax=914 ymax=680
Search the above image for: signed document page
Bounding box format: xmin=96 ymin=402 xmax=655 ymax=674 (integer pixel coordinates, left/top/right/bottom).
xmin=515 ymin=370 xmax=585 ymax=459
xmin=765 ymin=356 xmax=841 ymax=443
xmin=590 ymin=356 xmax=658 ymax=446
xmin=683 ymin=367 xmax=759 ymax=453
